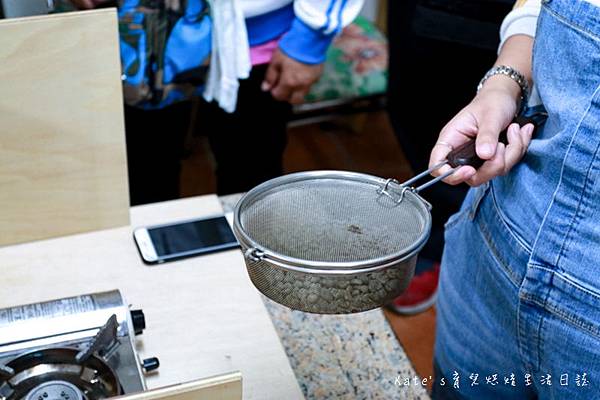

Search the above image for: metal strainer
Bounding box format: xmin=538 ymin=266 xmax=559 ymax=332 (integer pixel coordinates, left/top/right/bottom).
xmin=233 ymin=116 xmax=543 ymax=314
xmin=233 ymin=170 xmax=431 ymax=314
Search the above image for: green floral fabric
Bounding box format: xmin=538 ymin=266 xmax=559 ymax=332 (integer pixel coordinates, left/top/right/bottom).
xmin=305 ymin=16 xmax=388 ymax=103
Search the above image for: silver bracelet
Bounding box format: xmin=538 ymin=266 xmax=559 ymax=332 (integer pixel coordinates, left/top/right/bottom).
xmin=477 ymin=65 xmax=530 ymax=113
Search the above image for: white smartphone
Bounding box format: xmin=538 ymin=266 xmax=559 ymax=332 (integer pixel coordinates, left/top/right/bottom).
xmin=133 ymin=215 xmax=239 ymax=264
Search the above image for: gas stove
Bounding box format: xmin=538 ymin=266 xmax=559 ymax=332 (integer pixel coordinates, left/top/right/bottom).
xmin=0 ymin=290 xmax=158 ymax=400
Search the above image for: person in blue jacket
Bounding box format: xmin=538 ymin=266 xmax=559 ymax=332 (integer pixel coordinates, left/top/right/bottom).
xmin=70 ymin=0 xmax=364 ymax=204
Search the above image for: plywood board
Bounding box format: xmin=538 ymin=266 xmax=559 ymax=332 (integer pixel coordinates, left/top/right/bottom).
xmin=0 ymin=9 xmax=129 ymax=246
xmin=115 ymin=373 xmax=242 ymax=400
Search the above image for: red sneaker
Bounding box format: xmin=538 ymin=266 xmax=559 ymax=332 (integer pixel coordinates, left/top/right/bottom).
xmin=387 ymin=260 xmax=440 ymax=315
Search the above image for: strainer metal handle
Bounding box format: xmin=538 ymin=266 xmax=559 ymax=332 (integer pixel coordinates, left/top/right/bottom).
xmin=244 ymin=248 xmax=265 ymax=262
xmin=377 ymin=178 xmax=434 ymax=206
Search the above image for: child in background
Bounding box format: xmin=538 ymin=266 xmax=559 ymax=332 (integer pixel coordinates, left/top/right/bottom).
xmin=69 ymin=0 xmax=364 ymax=204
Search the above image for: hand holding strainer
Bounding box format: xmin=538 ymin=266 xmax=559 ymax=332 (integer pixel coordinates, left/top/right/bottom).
xmin=233 ymin=115 xmax=544 ymax=314
xmin=389 ymin=114 xmax=545 ymax=195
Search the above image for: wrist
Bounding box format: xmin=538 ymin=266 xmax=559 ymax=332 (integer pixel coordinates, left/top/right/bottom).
xmin=479 ymin=75 xmax=522 ymax=100
xmin=477 ymin=65 xmax=529 ymax=115
xmin=279 ymin=17 xmax=335 ymax=65
xmin=473 ymin=83 xmax=519 ymax=117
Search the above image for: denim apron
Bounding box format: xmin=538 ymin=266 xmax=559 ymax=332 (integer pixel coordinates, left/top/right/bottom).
xmin=432 ymin=1 xmax=600 ymax=398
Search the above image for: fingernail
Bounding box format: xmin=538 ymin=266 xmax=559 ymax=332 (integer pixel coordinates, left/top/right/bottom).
xmin=479 ymin=143 xmax=494 ymax=158
xmin=261 ymin=82 xmax=270 ymax=91
xmin=507 ymin=125 xmax=518 ymax=140
xmin=525 ymin=124 xmax=535 ymax=136
xmin=465 ymin=170 xmax=476 ymax=180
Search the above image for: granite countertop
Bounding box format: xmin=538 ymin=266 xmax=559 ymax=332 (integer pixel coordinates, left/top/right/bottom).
xmin=220 ymin=194 xmax=430 ymax=400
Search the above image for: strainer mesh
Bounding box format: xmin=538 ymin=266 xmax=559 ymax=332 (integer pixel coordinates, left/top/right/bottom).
xmin=239 ymin=177 xmax=427 ymax=264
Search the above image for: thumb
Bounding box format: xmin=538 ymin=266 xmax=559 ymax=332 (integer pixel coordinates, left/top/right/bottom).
xmin=261 ymin=61 xmax=281 ymax=92
xmin=475 ymin=114 xmax=508 ymax=160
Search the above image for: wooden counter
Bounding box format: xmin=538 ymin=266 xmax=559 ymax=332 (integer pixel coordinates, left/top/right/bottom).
xmin=0 ymin=195 xmax=304 ymax=400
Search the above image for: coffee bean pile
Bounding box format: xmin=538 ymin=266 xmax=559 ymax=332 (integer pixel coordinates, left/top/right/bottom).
xmin=245 ymin=257 xmax=416 ymax=314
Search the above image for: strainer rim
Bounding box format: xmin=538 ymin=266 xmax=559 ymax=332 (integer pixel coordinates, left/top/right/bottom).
xmin=233 ymin=170 xmax=432 ymax=271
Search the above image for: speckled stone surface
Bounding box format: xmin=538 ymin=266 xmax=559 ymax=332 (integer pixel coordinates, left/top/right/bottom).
xmin=221 ymin=195 xmax=430 ymax=400
xmin=263 ymin=297 xmax=430 ymax=400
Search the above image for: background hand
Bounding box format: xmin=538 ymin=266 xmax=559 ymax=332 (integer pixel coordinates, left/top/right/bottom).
xmin=429 ymin=81 xmax=534 ymax=186
xmin=69 ymin=0 xmax=109 ymax=9
xmin=262 ymin=49 xmax=324 ymax=104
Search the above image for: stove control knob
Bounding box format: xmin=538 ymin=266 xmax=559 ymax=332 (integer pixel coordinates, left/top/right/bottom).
xmin=142 ymin=357 xmax=160 ymax=373
xmin=130 ymin=309 xmax=146 ymax=335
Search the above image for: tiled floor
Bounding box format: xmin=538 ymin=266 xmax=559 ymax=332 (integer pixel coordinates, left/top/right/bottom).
xmin=180 ymin=110 xmax=436 ymax=382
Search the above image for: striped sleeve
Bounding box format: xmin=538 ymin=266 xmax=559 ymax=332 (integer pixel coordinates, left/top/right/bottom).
xmin=279 ymin=0 xmax=364 ymax=64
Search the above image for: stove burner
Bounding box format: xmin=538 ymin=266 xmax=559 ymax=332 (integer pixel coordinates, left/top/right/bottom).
xmin=0 ymin=348 xmax=122 ymax=400
xmin=25 ymin=381 xmax=83 ymax=400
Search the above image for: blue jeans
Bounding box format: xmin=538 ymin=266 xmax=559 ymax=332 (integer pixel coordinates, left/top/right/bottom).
xmin=432 ymin=1 xmax=600 ymax=399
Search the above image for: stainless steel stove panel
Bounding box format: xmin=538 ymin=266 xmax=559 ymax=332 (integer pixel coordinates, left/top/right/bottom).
xmin=0 ymin=291 xmax=156 ymax=400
